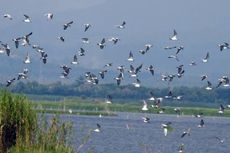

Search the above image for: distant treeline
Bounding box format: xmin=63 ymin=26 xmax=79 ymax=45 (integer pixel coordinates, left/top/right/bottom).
xmin=0 ymin=79 xmax=229 ymax=104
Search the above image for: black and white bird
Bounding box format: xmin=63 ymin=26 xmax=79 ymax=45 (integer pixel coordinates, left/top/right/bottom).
xmin=205 ymin=81 xmax=212 ymax=90
xmin=178 ymin=144 xmax=185 ymax=153
xmin=176 ymin=46 xmax=184 ymax=55
xmin=97 ymin=38 xmax=106 ymax=49
xmin=105 ymin=95 xmax=112 ymax=104
xmin=44 ymin=13 xmax=53 ymax=20
xmin=17 ymin=68 xmax=29 ymax=80
xmin=145 ymin=44 xmax=153 ymax=52
xmin=71 ymin=55 xmax=79 ymax=65
xmin=132 ymin=78 xmax=141 ymax=88
xmin=23 ymin=52 xmax=31 ymax=64
xmin=99 ymin=70 xmax=107 ymax=79
xmin=142 ymin=117 xmax=150 ymax=123
xmin=23 ymin=14 xmax=31 ymax=23
xmin=115 ymin=21 xmax=126 ymax=29
xmin=201 ymin=75 xmax=208 ymax=81
xmin=3 ymin=13 xmax=13 ymax=20
xmin=63 ymin=21 xmax=73 ymax=30
xmin=94 ymin=123 xmax=101 ymax=132
xmin=108 ymin=37 xmax=120 ymax=44
xmin=189 ymin=60 xmax=197 ymax=66
xmin=168 ymin=55 xmax=179 ymax=61
xmin=6 ymin=78 xmax=16 ymax=87
xmin=12 ymin=37 xmax=21 ymax=49
xmin=198 ymin=119 xmax=205 ymax=128
xmin=81 ymin=38 xmax=90 ymax=44
xmin=21 ymin=32 xmax=33 ymax=46
xmin=127 ymin=51 xmax=134 ymax=62
xmin=202 ymin=52 xmax=209 ymax=63
xmin=114 ymin=73 xmax=123 ymax=86
xmin=146 ymin=65 xmax=155 ymax=76
xmin=216 ymin=76 xmax=230 ymax=88
xmin=169 ymin=29 xmax=178 ymax=41
xmin=58 ymin=36 xmax=65 ymax=42
xmin=218 ymin=42 xmax=229 ymax=51
xmin=181 ymin=128 xmax=191 ymax=138
xmin=1 ymin=43 xmax=10 ymax=56
xmin=218 ymin=104 xmax=225 ymax=114
xmin=78 ymin=48 xmax=85 ymax=56
xmin=84 ymin=23 xmax=91 ymax=32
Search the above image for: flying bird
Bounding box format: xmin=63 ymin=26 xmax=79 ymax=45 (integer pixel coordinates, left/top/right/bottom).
xmin=3 ymin=13 xmax=13 ymax=20
xmin=181 ymin=128 xmax=191 ymax=138
xmin=84 ymin=23 xmax=91 ymax=32
xmin=127 ymin=51 xmax=134 ymax=62
xmin=97 ymin=38 xmax=106 ymax=49
xmin=94 ymin=123 xmax=101 ymax=132
xmin=58 ymin=36 xmax=65 ymax=42
xmin=71 ymin=54 xmax=79 ymax=65
xmin=23 ymin=14 xmax=31 ymax=23
xmin=169 ymin=29 xmax=178 ymax=41
xmin=63 ymin=21 xmax=73 ymax=30
xmin=205 ymin=81 xmax=212 ymax=90
xmin=161 ymin=122 xmax=173 ymax=136
xmin=202 ymin=52 xmax=209 ymax=63
xmin=44 ymin=13 xmax=53 ymax=20
xmin=115 ymin=21 xmax=126 ymax=29
xmin=141 ymin=100 xmax=148 ymax=111
xmin=218 ymin=42 xmax=229 ymax=51
xmin=23 ymin=52 xmax=31 ymax=64
xmin=6 ymin=78 xmax=16 ymax=87
xmin=198 ymin=119 xmax=205 ymax=128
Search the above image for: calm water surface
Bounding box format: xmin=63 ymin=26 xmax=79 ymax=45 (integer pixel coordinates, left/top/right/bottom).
xmin=59 ymin=113 xmax=230 ymax=153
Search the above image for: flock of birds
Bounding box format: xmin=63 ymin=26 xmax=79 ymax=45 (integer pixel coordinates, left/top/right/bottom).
xmin=1 ymin=12 xmax=230 ymax=153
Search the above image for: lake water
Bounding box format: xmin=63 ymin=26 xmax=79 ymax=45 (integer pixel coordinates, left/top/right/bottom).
xmin=59 ymin=113 xmax=230 ymax=153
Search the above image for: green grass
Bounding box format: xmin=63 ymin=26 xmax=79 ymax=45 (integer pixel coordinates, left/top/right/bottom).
xmin=0 ymin=91 xmax=74 ymax=153
xmin=31 ymin=98 xmax=230 ymax=117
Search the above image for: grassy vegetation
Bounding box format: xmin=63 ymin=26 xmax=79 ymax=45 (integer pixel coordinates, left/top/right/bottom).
xmin=31 ymin=98 xmax=230 ymax=117
xmin=0 ymin=91 xmax=74 ymax=153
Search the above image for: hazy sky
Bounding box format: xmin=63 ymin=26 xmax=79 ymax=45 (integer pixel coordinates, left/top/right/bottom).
xmin=0 ymin=0 xmax=230 ymax=85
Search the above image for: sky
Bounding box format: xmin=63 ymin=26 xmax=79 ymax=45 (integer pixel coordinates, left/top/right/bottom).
xmin=0 ymin=0 xmax=230 ymax=87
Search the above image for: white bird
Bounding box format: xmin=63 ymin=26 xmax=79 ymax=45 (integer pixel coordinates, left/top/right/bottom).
xmin=168 ymin=55 xmax=179 ymax=61
xmin=23 ymin=14 xmax=31 ymax=23
xmin=141 ymin=100 xmax=148 ymax=111
xmin=44 ymin=13 xmax=53 ymax=20
xmin=23 ymin=52 xmax=31 ymax=64
xmin=169 ymin=29 xmax=178 ymax=41
xmin=202 ymin=52 xmax=209 ymax=63
xmin=161 ymin=122 xmax=173 ymax=136
xmin=132 ymin=78 xmax=141 ymax=88
xmin=3 ymin=13 xmax=13 ymax=20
